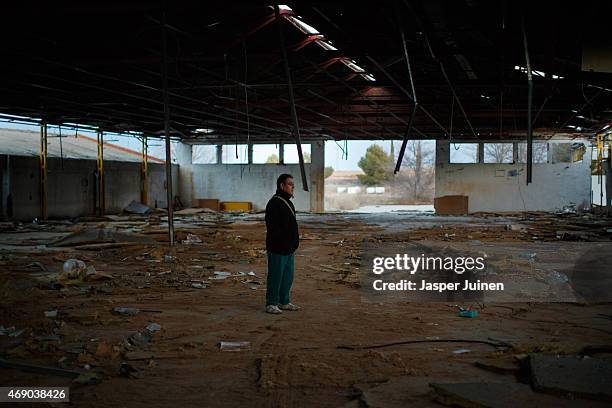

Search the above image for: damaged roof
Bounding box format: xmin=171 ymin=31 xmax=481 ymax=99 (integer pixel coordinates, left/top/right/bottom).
xmin=0 ymin=1 xmax=611 ymax=142
xmin=0 ymin=128 xmax=165 ymax=163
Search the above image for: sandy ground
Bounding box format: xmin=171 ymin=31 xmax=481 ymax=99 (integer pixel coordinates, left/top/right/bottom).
xmin=0 ymin=211 xmax=611 ymax=407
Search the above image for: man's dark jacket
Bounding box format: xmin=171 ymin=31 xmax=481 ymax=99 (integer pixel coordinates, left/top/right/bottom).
xmin=265 ymin=189 xmax=299 ymax=255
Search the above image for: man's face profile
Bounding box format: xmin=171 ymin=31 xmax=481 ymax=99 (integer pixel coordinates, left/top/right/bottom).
xmin=281 ymin=177 xmax=295 ymax=197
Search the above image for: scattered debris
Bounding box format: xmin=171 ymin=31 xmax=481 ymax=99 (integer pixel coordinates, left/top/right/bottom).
xmin=44 ymin=310 xmax=58 ymax=318
xmin=119 ymin=362 xmax=142 ymax=378
xmin=458 ymin=308 xmax=478 ymax=318
xmin=0 ymin=326 xmax=24 ymax=337
xmin=2 ymin=208 xmax=611 ymax=406
xmin=124 ymin=200 xmax=151 ymax=215
xmin=112 ymin=307 xmax=140 ymax=316
xmin=127 ymin=323 xmax=162 ymax=348
xmin=211 ymin=271 xmax=231 ymax=280
xmin=50 ymin=227 xmax=156 ymax=247
xmin=517 ymin=252 xmax=537 ymax=261
xmin=145 ymin=323 xmax=162 ymax=333
xmin=241 ymin=279 xmax=261 ymax=285
xmin=60 ymin=259 xmax=89 ymax=281
xmin=543 ymin=271 xmax=569 ymax=285
xmin=174 ymin=208 xmax=215 ymax=215
xmin=94 ymin=341 xmax=114 ymax=358
xmin=128 ymin=331 xmax=152 ymax=348
xmin=219 ymin=341 xmax=251 ymax=351
xmin=557 ymin=231 xmax=582 ymax=241
xmin=182 ymin=233 xmax=202 ymax=245
xmin=506 ymin=223 xmax=528 ymax=232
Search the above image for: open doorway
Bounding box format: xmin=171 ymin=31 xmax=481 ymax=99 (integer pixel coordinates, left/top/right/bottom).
xmin=324 ymin=140 xmax=435 ymax=212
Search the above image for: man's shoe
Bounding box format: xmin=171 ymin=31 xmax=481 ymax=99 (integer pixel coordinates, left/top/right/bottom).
xmin=265 ymin=305 xmax=283 ymax=314
xmin=279 ymin=303 xmax=300 ymax=311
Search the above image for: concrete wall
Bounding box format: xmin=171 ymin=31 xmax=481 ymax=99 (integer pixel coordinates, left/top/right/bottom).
xmin=309 ymin=141 xmax=325 ymax=212
xmin=435 ymin=140 xmax=592 ymax=213
xmin=183 ymin=162 xmax=312 ymax=211
xmin=0 ymin=154 xmax=178 ymax=220
xmin=177 ymin=142 xmax=324 ymax=212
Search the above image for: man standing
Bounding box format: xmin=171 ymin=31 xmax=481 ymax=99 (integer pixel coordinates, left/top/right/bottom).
xmin=264 ymin=174 xmax=300 ymax=314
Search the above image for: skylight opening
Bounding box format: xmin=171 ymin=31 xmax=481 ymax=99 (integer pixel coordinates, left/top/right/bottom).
xmin=315 ymin=39 xmax=338 ymax=51
xmin=341 ymin=59 xmax=365 ymax=73
xmin=287 ymin=15 xmax=319 ymax=35
xmin=361 ymin=73 xmax=376 ymax=82
xmin=275 ymin=5 xmax=372 ymax=81
xmin=514 ymin=65 xmax=564 ymax=80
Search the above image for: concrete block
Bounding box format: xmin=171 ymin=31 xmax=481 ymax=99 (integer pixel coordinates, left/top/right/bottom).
xmin=197 ymin=199 xmax=220 ymax=211
xmin=431 ymin=382 xmax=607 ymax=408
xmin=529 ymin=354 xmax=612 ymax=400
xmin=434 ymin=195 xmax=468 ymax=215
xmin=221 ymin=201 xmax=252 ymax=212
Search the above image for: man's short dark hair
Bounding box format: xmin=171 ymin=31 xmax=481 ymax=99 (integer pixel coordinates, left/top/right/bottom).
xmin=277 ymin=173 xmax=293 ymax=189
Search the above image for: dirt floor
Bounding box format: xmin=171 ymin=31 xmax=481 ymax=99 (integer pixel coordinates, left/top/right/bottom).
xmin=0 ymin=209 xmax=611 ymax=407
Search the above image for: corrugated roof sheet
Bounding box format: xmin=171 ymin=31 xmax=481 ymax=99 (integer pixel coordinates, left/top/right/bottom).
xmin=0 ymin=128 xmax=164 ymax=163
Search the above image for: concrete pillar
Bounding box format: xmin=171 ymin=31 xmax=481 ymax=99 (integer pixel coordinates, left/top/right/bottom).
xmin=0 ymin=155 xmax=8 ymax=219
xmin=436 ymin=140 xmax=450 ymax=166
xmin=279 ymin=142 xmax=284 ymax=164
xmin=175 ymin=142 xmax=194 ymax=207
xmin=606 ymin=158 xmax=611 ymax=211
xmin=310 ymin=141 xmax=324 ymax=212
xmin=216 ymin=145 xmax=223 ymax=164
xmin=434 ymin=140 xmax=449 ymax=201
xmin=248 ymin=143 xmax=253 ymax=164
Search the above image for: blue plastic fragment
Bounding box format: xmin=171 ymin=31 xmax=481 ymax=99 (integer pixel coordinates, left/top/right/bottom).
xmin=458 ymin=310 xmax=478 ymax=318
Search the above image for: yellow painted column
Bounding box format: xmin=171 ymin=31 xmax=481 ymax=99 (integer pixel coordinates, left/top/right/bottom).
xmin=96 ymin=129 xmax=105 ymax=216
xmin=39 ymin=122 xmax=48 ymax=220
xmin=141 ymin=136 xmax=148 ymax=205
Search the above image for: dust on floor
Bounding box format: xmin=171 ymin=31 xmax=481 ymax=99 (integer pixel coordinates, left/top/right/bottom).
xmin=0 ymin=210 xmax=611 ymax=407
